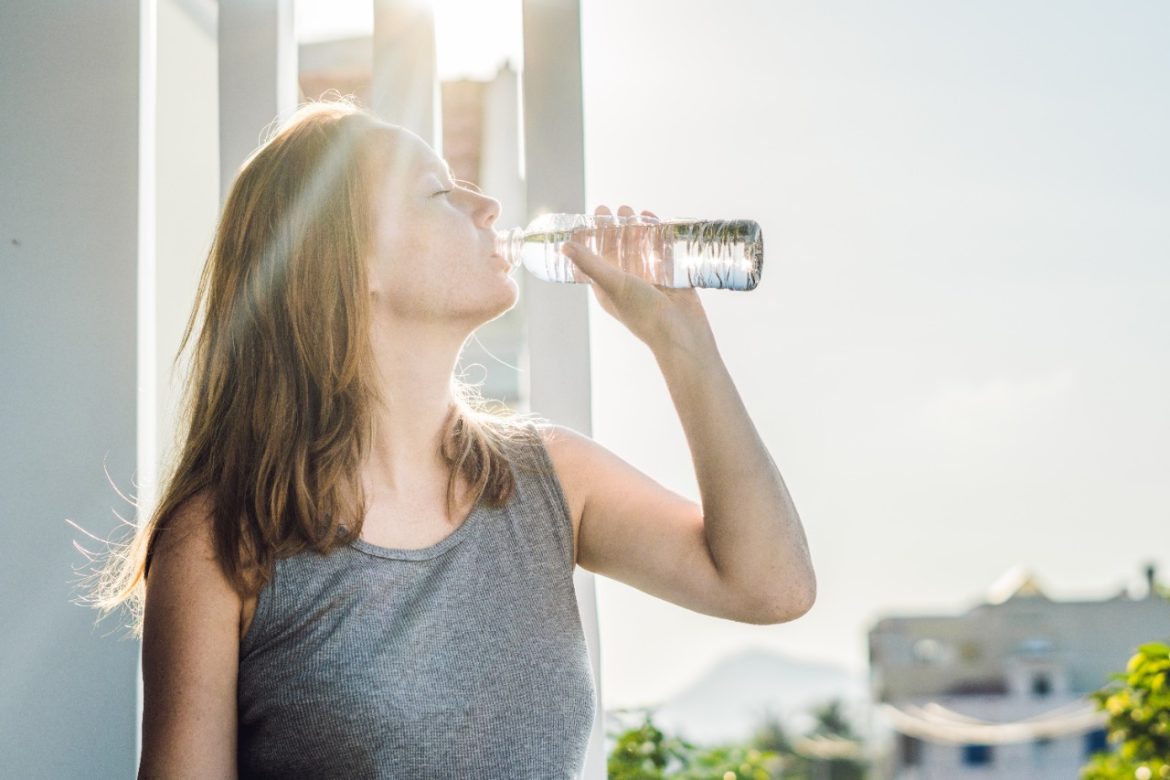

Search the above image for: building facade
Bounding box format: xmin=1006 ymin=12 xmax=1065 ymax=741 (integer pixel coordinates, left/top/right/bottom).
xmin=867 ymin=564 xmax=1169 ymax=778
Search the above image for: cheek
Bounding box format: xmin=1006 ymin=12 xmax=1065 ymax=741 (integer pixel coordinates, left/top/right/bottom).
xmin=372 ymin=214 xmax=431 ymax=278
xmin=379 ymin=252 xmax=455 ymax=312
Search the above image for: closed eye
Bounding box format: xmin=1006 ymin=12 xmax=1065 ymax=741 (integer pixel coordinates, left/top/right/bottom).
xmin=433 ymin=180 xmax=480 ymax=198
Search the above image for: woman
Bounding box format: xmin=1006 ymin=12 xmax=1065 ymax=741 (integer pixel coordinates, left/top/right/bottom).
xmin=84 ymin=98 xmax=815 ymax=778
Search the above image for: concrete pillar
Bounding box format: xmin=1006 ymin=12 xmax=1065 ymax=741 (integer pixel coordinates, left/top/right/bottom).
xmin=218 ymin=0 xmax=298 ymax=203
xmin=520 ymin=1 xmax=605 ymax=776
xmin=153 ymin=0 xmax=220 ymax=496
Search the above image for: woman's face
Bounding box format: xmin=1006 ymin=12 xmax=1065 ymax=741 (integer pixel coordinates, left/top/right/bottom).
xmin=365 ymin=127 xmax=515 ymax=327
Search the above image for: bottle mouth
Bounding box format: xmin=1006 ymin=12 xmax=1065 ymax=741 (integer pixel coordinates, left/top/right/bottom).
xmin=495 ymin=228 xmax=522 ymax=270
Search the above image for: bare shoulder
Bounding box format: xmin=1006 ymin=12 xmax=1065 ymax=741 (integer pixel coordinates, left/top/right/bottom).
xmin=145 ymin=489 xmax=242 ymax=644
xmin=534 ymin=423 xmax=593 ymax=566
xmin=139 ymin=490 xmax=240 ymax=776
xmin=150 ymin=491 xmax=256 ymax=640
xmin=151 ymin=491 xmax=217 ymax=562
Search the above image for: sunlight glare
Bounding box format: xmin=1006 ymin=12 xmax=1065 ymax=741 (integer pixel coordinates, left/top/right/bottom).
xmin=434 ymin=0 xmax=523 ymax=80
xmin=295 ymin=0 xmax=521 ymax=81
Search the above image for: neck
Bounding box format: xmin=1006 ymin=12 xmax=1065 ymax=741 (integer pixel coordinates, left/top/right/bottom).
xmin=360 ymin=315 xmax=470 ymax=498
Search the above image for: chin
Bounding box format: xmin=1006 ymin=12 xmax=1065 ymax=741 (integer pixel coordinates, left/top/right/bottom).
xmin=465 ymin=278 xmax=518 ymax=328
xmin=495 ymin=281 xmax=521 ymax=316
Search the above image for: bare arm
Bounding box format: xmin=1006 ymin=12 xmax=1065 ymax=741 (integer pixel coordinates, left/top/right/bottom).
xmin=654 ymin=324 xmax=816 ymax=621
xmin=138 ymin=496 xmax=240 ymax=779
xmin=562 ymin=205 xmax=816 ymax=622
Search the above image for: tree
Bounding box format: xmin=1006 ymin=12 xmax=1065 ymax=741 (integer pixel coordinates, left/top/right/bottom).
xmin=748 ymin=708 xmax=795 ymax=754
xmin=789 ymin=698 xmax=868 ymax=780
xmin=606 ymin=701 xmax=872 ymax=779
xmin=1080 ymin=641 xmax=1170 ymax=779
xmin=607 ymin=711 xmax=693 ymax=780
xmin=607 ymin=709 xmax=787 ymax=779
xmin=808 ymin=699 xmax=858 ymax=740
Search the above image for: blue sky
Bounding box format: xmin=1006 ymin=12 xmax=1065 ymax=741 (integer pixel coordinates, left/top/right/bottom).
xmin=298 ymin=0 xmax=1170 ymax=711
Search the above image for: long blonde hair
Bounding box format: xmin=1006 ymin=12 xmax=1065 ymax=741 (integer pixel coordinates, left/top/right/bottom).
xmin=77 ymin=97 xmax=542 ymax=638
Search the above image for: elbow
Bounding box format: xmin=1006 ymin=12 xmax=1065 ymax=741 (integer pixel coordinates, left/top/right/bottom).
xmin=791 ymin=583 xmax=817 ymax=620
xmin=758 ymin=580 xmax=816 ymax=625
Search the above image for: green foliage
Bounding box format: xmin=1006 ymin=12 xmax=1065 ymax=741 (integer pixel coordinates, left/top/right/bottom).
xmin=747 ymin=710 xmax=794 ymax=754
xmin=607 ymin=702 xmax=869 ymax=780
xmin=807 ymin=699 xmax=857 ymax=740
xmin=606 ymin=712 xmax=784 ymax=779
xmin=607 ymin=714 xmax=694 ymax=779
xmin=1080 ymin=640 xmax=1170 ymax=780
xmin=670 ymin=743 xmax=784 ymax=780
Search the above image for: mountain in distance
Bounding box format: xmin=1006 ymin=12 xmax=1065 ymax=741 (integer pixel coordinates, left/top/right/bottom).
xmin=605 ymin=646 xmax=873 ymax=749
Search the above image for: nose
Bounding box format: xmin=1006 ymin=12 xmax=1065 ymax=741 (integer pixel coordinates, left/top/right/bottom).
xmin=472 ymin=191 xmax=500 ymax=229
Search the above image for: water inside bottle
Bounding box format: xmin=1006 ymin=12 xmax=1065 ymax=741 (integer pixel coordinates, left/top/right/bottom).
xmin=499 ymin=217 xmax=763 ymax=290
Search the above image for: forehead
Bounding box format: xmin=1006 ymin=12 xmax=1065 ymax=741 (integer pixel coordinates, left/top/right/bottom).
xmin=377 ymin=127 xmax=450 ymax=178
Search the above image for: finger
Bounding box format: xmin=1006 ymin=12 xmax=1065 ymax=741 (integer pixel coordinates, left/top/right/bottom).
xmin=641 ymin=209 xmax=660 ymax=222
xmin=562 ymin=240 xmax=621 ymax=290
xmin=617 ymin=206 xmax=641 ymax=274
xmin=593 ymin=206 xmax=618 ymax=260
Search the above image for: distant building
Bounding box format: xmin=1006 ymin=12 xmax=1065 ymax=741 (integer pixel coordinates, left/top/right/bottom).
xmin=867 ymin=563 xmax=1169 ymax=779
xmin=299 ymin=38 xmax=528 ymax=412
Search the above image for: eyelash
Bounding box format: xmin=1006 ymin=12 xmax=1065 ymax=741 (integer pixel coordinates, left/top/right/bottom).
xmin=433 ymin=179 xmax=481 ymax=198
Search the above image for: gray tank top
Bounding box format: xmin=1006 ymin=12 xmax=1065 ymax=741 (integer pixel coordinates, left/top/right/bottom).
xmin=236 ymin=422 xmax=597 ymax=778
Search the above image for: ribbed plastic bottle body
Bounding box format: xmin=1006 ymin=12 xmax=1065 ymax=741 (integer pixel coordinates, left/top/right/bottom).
xmin=498 ymin=213 xmax=764 ymax=290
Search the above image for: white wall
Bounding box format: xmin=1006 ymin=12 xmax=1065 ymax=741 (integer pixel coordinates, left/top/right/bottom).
xmin=0 ymin=0 xmax=222 ymax=773
xmin=0 ymin=1 xmax=142 ymax=776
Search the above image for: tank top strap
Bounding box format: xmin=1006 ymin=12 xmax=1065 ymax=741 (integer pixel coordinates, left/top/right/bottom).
xmin=510 ymin=419 xmax=576 ymax=579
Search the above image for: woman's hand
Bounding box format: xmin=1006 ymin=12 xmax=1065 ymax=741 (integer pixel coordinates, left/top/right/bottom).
xmin=562 ymin=204 xmax=715 ymax=357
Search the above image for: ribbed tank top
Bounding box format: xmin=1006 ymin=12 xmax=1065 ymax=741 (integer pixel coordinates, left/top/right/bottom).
xmin=236 ymin=422 xmax=597 ymax=778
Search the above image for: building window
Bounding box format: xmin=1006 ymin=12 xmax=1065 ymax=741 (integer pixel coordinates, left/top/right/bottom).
xmin=898 ymin=734 xmax=921 ymax=767
xmin=1018 ymin=637 xmax=1054 ymax=657
xmin=912 ymin=638 xmax=948 ymax=665
xmin=1084 ymin=728 xmax=1109 ymax=757
xmin=962 ymin=744 xmax=993 ymax=766
xmin=945 ymin=677 xmax=1009 ymax=696
xmin=1031 ymin=673 xmax=1052 ymax=697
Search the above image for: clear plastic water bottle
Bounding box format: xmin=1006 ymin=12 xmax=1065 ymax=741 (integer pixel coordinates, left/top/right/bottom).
xmin=495 ymin=213 xmax=764 ymax=290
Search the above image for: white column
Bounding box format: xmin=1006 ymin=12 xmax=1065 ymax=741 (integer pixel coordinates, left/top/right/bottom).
xmin=520 ymin=1 xmax=605 ymax=777
xmin=153 ymin=0 xmax=220 ymax=486
xmin=372 ymin=0 xmax=439 ymax=148
xmin=139 ymin=0 xmax=222 ymax=761
xmin=0 ymin=1 xmax=141 ymax=775
xmin=218 ymin=0 xmax=298 ymax=203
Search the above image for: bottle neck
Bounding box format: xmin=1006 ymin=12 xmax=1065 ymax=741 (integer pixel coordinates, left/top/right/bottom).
xmin=495 ymin=227 xmax=524 ymax=270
